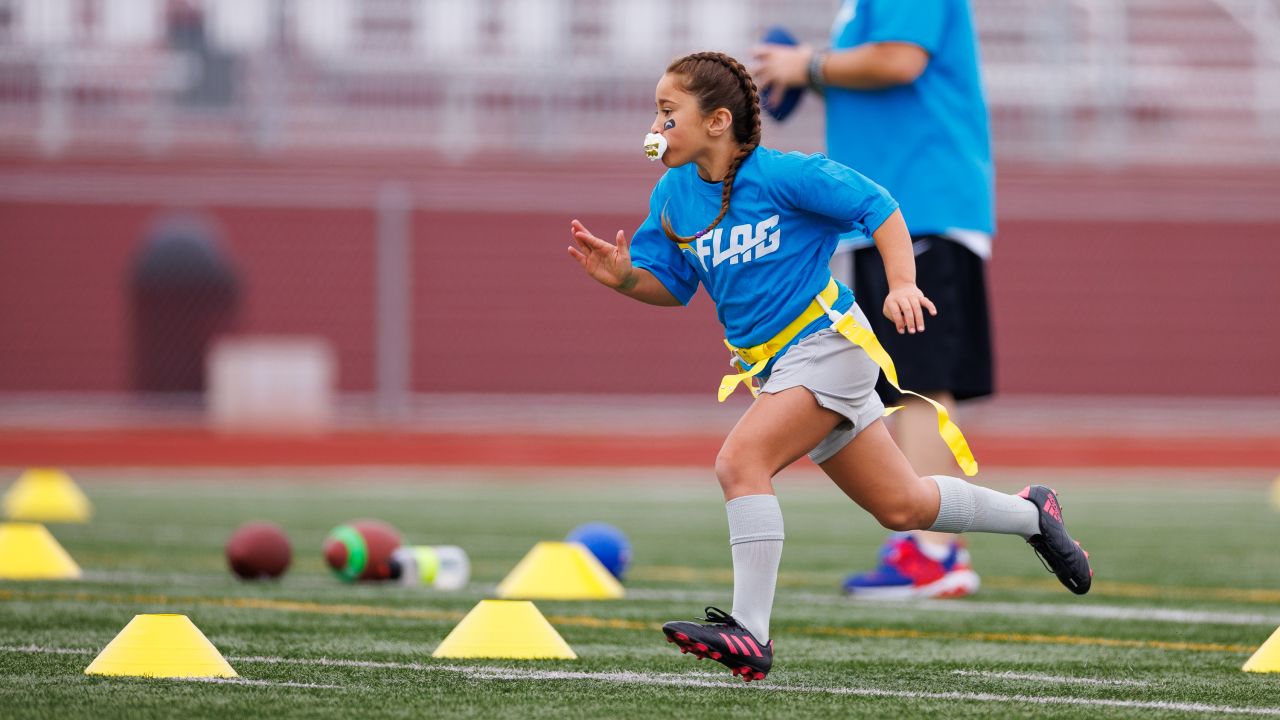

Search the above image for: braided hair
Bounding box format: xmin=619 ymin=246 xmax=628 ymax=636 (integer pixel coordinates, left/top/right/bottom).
xmin=659 ymin=52 xmax=763 ymax=244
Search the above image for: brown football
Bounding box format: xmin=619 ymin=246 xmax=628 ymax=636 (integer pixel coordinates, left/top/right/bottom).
xmin=226 ymin=521 xmax=292 ymax=580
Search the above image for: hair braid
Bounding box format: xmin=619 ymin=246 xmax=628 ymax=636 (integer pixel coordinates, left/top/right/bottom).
xmin=659 ymin=52 xmax=763 ymax=244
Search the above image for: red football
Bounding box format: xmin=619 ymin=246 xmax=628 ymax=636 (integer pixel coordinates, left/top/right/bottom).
xmin=226 ymin=521 xmax=292 ymax=580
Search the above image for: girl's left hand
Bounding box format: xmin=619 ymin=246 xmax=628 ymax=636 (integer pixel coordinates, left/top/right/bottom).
xmin=751 ymin=44 xmax=812 ymax=100
xmin=883 ymin=284 xmax=937 ymax=334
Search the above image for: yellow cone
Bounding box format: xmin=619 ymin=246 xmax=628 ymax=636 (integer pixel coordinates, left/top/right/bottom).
xmin=495 ymin=541 xmax=625 ymax=600
xmin=432 ymin=600 xmax=576 ymax=659
xmin=1243 ymin=626 xmax=1280 ymax=673
xmin=1270 ymin=475 xmax=1280 ymax=512
xmin=85 ymin=614 xmax=238 ymax=678
xmin=0 ymin=522 xmax=81 ymax=580
xmin=3 ymin=468 xmax=92 ymax=522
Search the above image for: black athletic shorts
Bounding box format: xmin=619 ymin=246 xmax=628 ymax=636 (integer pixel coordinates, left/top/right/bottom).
xmin=851 ymin=236 xmax=994 ymax=403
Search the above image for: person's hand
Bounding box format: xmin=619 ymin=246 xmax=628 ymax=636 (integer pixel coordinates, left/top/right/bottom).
xmin=751 ymin=44 xmax=813 ymax=100
xmin=883 ymin=283 xmax=937 ymax=334
xmin=568 ymin=219 xmax=635 ymax=290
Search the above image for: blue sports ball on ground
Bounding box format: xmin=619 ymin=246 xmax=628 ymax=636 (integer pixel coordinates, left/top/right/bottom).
xmin=567 ymin=522 xmax=631 ymax=580
xmin=759 ymin=25 xmax=805 ymax=122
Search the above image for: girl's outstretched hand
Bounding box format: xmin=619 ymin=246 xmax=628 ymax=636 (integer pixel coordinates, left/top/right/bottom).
xmin=568 ymin=219 xmax=635 ymax=291
xmin=883 ymin=283 xmax=937 ymax=334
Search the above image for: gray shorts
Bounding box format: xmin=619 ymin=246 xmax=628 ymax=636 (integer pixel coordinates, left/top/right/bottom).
xmin=759 ymin=303 xmax=886 ymax=465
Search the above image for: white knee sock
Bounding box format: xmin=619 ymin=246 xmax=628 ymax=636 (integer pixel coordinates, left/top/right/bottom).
xmin=726 ymin=494 xmax=784 ymax=644
xmin=927 ymin=475 xmax=1040 ymax=539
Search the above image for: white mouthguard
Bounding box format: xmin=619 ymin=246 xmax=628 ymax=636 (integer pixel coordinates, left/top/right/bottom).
xmin=643 ymin=132 xmax=668 ymax=162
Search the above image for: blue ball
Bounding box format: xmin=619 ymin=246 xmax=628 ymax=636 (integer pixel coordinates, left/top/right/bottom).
xmin=567 ymin=522 xmax=631 ymax=580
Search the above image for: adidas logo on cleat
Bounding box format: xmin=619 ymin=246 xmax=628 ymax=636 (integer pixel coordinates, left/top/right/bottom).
xmin=1043 ymin=494 xmax=1063 ymax=522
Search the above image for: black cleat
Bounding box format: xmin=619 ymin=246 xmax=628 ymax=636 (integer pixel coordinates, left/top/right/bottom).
xmin=1020 ymin=485 xmax=1093 ymax=595
xmin=662 ymin=607 xmax=773 ymax=683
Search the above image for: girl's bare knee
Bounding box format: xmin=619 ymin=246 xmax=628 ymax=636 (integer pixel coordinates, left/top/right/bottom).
xmin=714 ymin=449 xmax=770 ymax=498
xmin=871 ymin=487 xmax=933 ymax=531
xmin=874 ymin=507 xmax=921 ymax=532
xmin=714 ymin=451 xmax=743 ymax=494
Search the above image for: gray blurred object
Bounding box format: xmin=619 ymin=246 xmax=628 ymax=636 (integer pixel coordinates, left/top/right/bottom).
xmin=376 ymin=182 xmax=412 ymax=422
xmin=130 ymin=212 xmax=240 ymax=393
xmin=166 ymin=0 xmax=235 ymax=109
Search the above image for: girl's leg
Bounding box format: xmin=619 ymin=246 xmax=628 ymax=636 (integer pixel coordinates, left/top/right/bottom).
xmin=714 ymin=386 xmax=844 ymax=643
xmin=820 ymin=419 xmax=1094 ymax=594
xmin=892 ymin=392 xmax=970 ymax=550
xmin=818 ymin=418 xmax=1039 ymax=538
xmin=717 ymin=386 xmax=843 ymax=498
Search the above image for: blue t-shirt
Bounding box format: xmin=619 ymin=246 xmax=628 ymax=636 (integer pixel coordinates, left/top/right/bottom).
xmin=826 ymin=0 xmax=994 ymax=247
xmin=630 ymin=146 xmax=898 ymax=370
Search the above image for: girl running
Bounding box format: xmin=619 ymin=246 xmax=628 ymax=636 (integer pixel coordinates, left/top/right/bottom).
xmin=567 ymin=51 xmax=1091 ymax=683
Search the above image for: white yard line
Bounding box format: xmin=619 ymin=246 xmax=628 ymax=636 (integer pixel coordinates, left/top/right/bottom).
xmin=0 ymin=644 xmax=94 ymax=655
xmin=174 ymin=677 xmax=340 ymax=689
xmin=950 ymin=670 xmax=1151 ymax=687
xmin=78 ymin=570 xmax=340 ymax=589
xmin=3 ymin=645 xmax=1274 ymax=716
xmin=18 ymin=574 xmax=1280 ymax=628
xmin=619 ymin=587 xmax=1280 ymax=627
xmin=879 ymin=597 xmax=1280 ymax=628
xmin=238 ymin=656 xmax=1279 ymax=716
xmin=0 ymin=646 xmax=337 ymax=689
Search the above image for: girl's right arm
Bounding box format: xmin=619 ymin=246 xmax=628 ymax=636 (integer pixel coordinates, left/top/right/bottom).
xmin=568 ymin=219 xmax=682 ymax=306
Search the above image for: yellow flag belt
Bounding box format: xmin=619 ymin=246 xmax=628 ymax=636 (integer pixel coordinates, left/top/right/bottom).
xmin=715 ymin=277 xmax=978 ymax=476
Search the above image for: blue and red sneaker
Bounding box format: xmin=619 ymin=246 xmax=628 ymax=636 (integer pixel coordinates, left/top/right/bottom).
xmin=842 ymin=533 xmax=980 ymax=599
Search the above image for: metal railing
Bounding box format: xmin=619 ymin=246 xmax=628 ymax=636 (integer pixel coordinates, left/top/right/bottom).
xmin=0 ymin=0 xmax=1276 ymax=164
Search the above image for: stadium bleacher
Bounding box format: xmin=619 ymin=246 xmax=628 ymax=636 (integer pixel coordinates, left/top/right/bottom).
xmin=0 ymin=0 xmax=1275 ymax=164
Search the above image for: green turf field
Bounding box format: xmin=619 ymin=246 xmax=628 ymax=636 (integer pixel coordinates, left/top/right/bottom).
xmin=2 ymin=468 xmax=1279 ymax=719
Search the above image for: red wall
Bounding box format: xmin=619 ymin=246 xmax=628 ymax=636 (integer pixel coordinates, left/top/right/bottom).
xmin=1 ymin=203 xmax=378 ymax=392
xmin=989 ymin=218 xmax=1280 ymax=394
xmin=2 ymin=157 xmax=1278 ymax=395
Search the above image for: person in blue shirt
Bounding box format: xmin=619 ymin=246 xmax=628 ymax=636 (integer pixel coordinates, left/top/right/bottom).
xmin=753 ymin=0 xmax=996 ymax=600
xmin=567 ymin=51 xmax=1089 ymax=683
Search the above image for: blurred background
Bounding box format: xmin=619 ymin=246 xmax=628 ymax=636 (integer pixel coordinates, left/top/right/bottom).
xmin=0 ymin=0 xmax=1277 ymax=464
